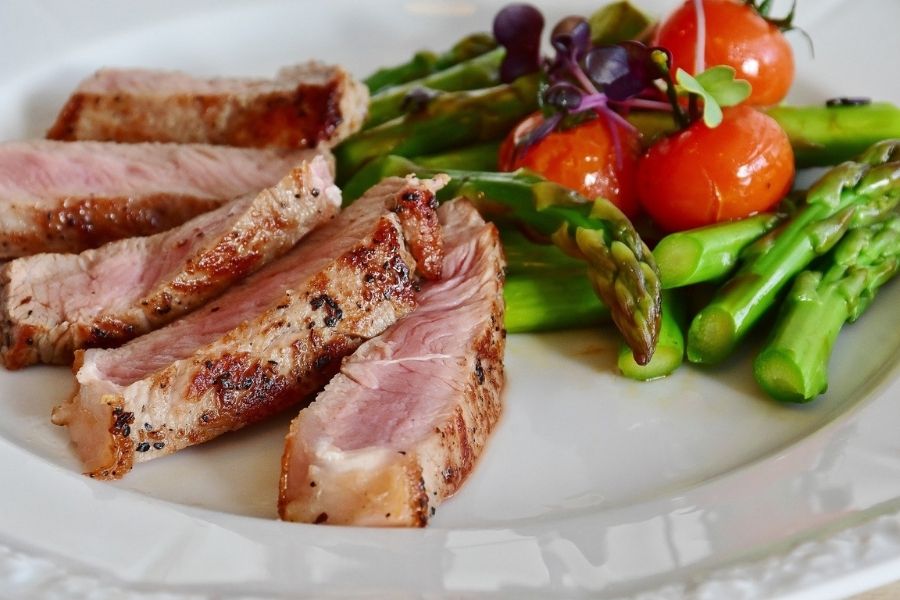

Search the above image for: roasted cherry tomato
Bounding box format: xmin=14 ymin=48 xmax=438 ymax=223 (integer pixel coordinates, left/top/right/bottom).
xmin=636 ymin=105 xmax=794 ymax=232
xmin=654 ymin=0 xmax=794 ymax=106
xmin=499 ymin=112 xmax=641 ymax=217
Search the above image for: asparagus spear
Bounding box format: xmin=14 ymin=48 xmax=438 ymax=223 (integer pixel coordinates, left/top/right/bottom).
xmin=654 ymin=213 xmax=783 ymax=288
xmin=618 ymin=290 xmax=685 ymax=381
xmin=364 ymin=33 xmax=498 ymax=94
xmin=494 ymin=229 xmax=613 ymax=332
xmin=687 ymin=140 xmax=900 ymax=365
xmin=588 ymin=1 xmax=654 ymax=45
xmin=501 ymin=227 xmax=586 ymax=273
xmin=412 ymin=141 xmax=500 ymax=172
xmin=624 ymin=103 xmax=900 ymax=164
xmin=754 ymin=215 xmax=900 ymax=402
xmin=334 ymin=75 xmax=539 ymax=182
xmin=769 ymin=103 xmax=900 ymax=168
xmin=365 ymin=48 xmax=504 ymax=129
xmin=505 ymin=272 xmax=610 ymax=333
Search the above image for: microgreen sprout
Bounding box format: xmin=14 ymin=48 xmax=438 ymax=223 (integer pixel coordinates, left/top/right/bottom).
xmin=492 ymin=3 xmax=753 ymax=156
xmin=676 ymin=66 xmax=752 ymax=127
xmin=493 ymin=4 xmax=672 ymax=158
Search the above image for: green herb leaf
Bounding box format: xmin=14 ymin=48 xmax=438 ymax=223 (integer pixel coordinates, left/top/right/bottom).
xmin=675 ymin=69 xmax=722 ymax=127
xmin=675 ymin=66 xmax=751 ymax=128
xmin=695 ymin=66 xmax=752 ymax=107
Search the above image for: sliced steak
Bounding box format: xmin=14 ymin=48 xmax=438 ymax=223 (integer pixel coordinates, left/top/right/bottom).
xmin=1 ymin=154 xmax=339 ymax=370
xmin=51 ymin=175 xmax=447 ymax=480
xmin=46 ymin=63 xmax=368 ymax=149
xmin=0 ymin=140 xmax=317 ymax=258
xmin=279 ymin=200 xmax=506 ymax=527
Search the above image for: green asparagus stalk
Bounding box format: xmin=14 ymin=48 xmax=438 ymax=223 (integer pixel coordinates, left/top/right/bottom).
xmin=687 ymin=140 xmax=900 ymax=365
xmin=501 ymin=228 xmax=586 ymax=273
xmin=412 ymin=141 xmax=500 ymax=172
xmin=364 ymin=33 xmax=498 ymax=94
xmin=344 ymin=155 xmax=661 ymax=363
xmin=335 ymin=75 xmax=539 ymax=182
xmin=365 ymin=48 xmax=505 ymax=129
xmin=769 ymin=103 xmax=900 ymax=168
xmin=627 ymin=103 xmax=900 ymax=165
xmin=588 ymin=1 xmax=654 ymax=45
xmin=618 ymin=290 xmax=685 ymax=380
xmin=654 ymin=213 xmax=783 ymax=288
xmin=754 ymin=215 xmax=900 ymax=402
xmin=505 ymin=272 xmax=610 ymax=333
xmin=502 ymin=229 xmax=611 ymax=332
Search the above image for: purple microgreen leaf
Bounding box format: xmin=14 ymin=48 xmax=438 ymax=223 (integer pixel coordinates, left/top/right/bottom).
xmin=584 ymin=41 xmax=663 ymax=101
xmin=694 ymin=65 xmax=751 ymax=107
xmin=674 ymin=68 xmax=723 ymax=127
xmin=543 ymin=83 xmax=584 ymax=112
xmin=493 ymin=3 xmax=545 ymax=83
xmin=584 ymin=46 xmax=630 ymax=91
xmin=544 ymin=16 xmax=593 ymax=89
xmin=550 ymin=16 xmax=592 ymax=60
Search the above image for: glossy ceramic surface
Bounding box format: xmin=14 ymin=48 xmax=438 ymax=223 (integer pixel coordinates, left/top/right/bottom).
xmin=0 ymin=1 xmax=898 ymax=598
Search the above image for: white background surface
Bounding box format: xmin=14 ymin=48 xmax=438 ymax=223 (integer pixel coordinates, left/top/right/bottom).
xmin=0 ymin=1 xmax=899 ymax=598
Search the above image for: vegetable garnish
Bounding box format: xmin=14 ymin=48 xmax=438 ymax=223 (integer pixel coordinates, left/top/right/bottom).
xmin=492 ymin=3 xmax=545 ymax=83
xmin=493 ymin=4 xmax=670 ymax=159
xmin=492 ymin=3 xmax=757 ymax=160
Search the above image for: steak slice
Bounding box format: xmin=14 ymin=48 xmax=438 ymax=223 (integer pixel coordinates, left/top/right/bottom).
xmin=51 ymin=174 xmax=447 ymax=480
xmin=46 ymin=63 xmax=368 ymax=149
xmin=1 ymin=154 xmax=339 ymax=370
xmin=279 ymin=200 xmax=506 ymax=527
xmin=0 ymin=140 xmax=317 ymax=258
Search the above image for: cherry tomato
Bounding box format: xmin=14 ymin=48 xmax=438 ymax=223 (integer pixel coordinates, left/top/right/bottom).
xmin=499 ymin=112 xmax=641 ymax=217
xmin=654 ymin=0 xmax=794 ymax=106
xmin=636 ymin=105 xmax=794 ymax=232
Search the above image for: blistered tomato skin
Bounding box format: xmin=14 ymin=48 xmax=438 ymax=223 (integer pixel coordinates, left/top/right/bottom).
xmin=654 ymin=0 xmax=794 ymax=106
xmin=499 ymin=113 xmax=641 ymax=218
xmin=636 ymin=105 xmax=794 ymax=232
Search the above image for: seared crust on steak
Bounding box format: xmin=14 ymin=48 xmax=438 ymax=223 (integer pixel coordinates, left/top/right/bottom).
xmin=52 ymin=175 xmax=447 ymax=480
xmin=0 ymin=140 xmax=315 ymax=258
xmin=1 ymin=154 xmax=339 ymax=369
xmin=46 ymin=63 xmax=368 ymax=149
xmin=279 ymin=200 xmax=505 ymax=527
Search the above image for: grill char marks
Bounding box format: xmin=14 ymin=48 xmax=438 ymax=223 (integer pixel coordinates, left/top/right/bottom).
xmin=387 ymin=186 xmax=444 ymax=281
xmin=51 ymin=175 xmax=446 ymax=480
xmin=1 ymin=154 xmax=339 ymax=369
xmin=0 ymin=140 xmax=315 ymax=258
xmin=278 ymin=200 xmax=506 ymax=527
xmin=46 ymin=63 xmax=368 ymax=149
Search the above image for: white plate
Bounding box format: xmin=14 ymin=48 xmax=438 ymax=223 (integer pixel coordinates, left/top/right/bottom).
xmin=1 ymin=1 xmax=899 ymax=598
